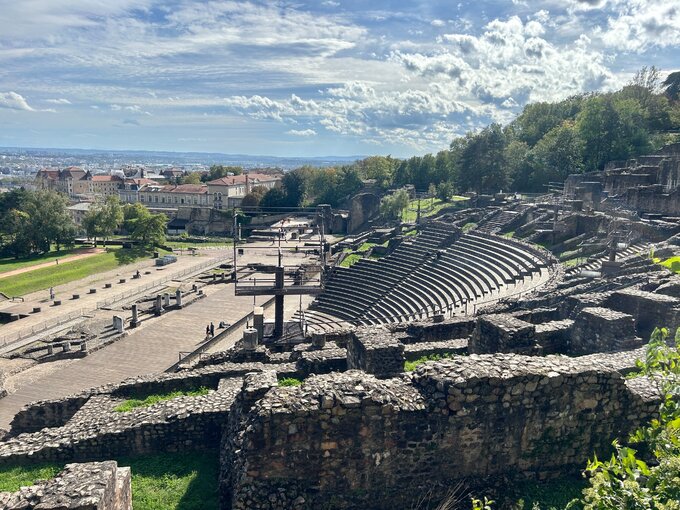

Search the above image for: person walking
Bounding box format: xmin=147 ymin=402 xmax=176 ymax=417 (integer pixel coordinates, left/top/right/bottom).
xmin=210 ymin=322 xmax=215 ymax=337
xmin=49 ymin=287 xmax=55 ymax=301
xmin=206 ymin=324 xmax=210 ymax=338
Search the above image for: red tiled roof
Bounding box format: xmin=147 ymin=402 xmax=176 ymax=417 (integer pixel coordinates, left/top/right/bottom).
xmin=92 ymin=175 xmax=123 ymax=182
xmin=207 ymin=173 xmax=280 ymax=186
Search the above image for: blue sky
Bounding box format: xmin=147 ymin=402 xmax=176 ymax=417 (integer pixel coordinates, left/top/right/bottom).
xmin=0 ymin=0 xmax=678 ymax=157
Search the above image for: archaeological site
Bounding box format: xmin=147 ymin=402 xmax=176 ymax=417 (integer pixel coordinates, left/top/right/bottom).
xmin=2 ymin=144 xmax=680 ymax=509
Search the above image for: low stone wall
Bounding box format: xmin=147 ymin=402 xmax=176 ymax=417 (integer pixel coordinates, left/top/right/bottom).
xmin=571 ymin=307 xmax=641 ymax=355
xmin=347 ymin=329 xmax=405 ymax=377
xmin=0 ymin=378 xmax=242 ymax=466
xmin=398 ymin=316 xmax=475 ymax=342
xmin=606 ymin=288 xmax=680 ymax=339
xmin=9 ymin=361 xmax=295 ymax=436
xmin=224 ymin=349 xmax=658 ymax=509
xmin=0 ymin=461 xmax=131 ymax=510
xmin=294 ymin=346 xmax=347 ymax=377
xmin=469 ymin=314 xmax=536 ymax=354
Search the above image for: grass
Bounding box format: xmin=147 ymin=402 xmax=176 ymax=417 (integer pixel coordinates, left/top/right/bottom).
xmin=404 ymin=353 xmax=453 ymax=371
xmin=278 ymin=377 xmax=302 ymax=387
xmin=0 ymin=451 xmax=219 ymax=510
xmin=339 ymin=253 xmax=362 ymax=268
xmin=462 ymin=222 xmax=478 ymax=233
xmin=0 ymin=247 xmax=153 ymax=297
xmin=0 ymin=246 xmax=87 ymax=275
xmin=0 ymin=463 xmax=62 ymax=492
xmin=502 ymin=231 xmax=515 ymax=238
xmin=114 ymin=387 xmax=210 ymax=412
xmin=403 ymin=198 xmax=452 ymax=223
xmin=404 ymin=229 xmax=418 ymax=237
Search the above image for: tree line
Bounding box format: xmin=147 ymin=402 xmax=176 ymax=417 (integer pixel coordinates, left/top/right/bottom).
xmin=0 ymin=189 xmax=167 ymax=259
xmin=247 ymin=66 xmax=679 ymax=204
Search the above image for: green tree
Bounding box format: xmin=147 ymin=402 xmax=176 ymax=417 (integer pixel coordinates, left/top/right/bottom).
xmin=25 ymin=190 xmax=76 ymax=252
xmin=124 ymin=203 xmax=166 ymax=247
xmin=82 ymin=196 xmax=124 ymax=246
xmin=663 ymin=71 xmax=680 ymax=101
xmin=241 ymin=185 xmax=269 ymax=209
xmin=457 ymin=124 xmax=507 ymax=193
xmin=359 ymin=156 xmax=394 ymax=188
xmin=528 ymin=122 xmax=584 ymax=190
xmin=202 ymin=165 xmax=243 ymax=182
xmin=436 ymin=181 xmax=456 ymax=201
xmin=179 ymin=172 xmax=202 ymax=185
xmin=380 ymin=189 xmax=410 ymax=220
xmin=281 ymin=171 xmax=307 ymax=207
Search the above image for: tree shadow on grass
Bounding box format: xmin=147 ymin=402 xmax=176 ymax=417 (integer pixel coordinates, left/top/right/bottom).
xmin=112 ymin=247 xmax=152 ymax=266
xmin=118 ymin=451 xmax=219 ymax=510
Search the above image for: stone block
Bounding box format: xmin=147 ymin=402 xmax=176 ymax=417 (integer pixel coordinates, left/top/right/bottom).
xmin=469 ymin=314 xmax=535 ymax=354
xmin=347 ymin=329 xmax=405 ymax=377
xmin=571 ymin=307 xmax=640 ymax=355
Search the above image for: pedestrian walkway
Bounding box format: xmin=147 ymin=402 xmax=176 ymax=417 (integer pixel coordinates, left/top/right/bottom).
xmin=0 ymin=284 xmax=266 ymax=429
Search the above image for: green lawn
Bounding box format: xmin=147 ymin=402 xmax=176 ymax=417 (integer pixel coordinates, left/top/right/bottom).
xmin=0 ymin=451 xmax=219 ymax=510
xmin=403 ymin=198 xmax=446 ymax=222
xmin=0 ymin=247 xmax=87 ymax=275
xmin=114 ymin=388 xmax=210 ymax=413
xmin=339 ymin=253 xmax=362 ymax=268
xmin=0 ymin=247 xmax=153 ymax=297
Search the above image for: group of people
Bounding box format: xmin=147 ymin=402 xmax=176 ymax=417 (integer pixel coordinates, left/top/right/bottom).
xmin=205 ymin=322 xmax=215 ymax=338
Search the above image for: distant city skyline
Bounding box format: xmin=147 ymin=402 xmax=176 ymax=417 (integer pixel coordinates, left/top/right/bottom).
xmin=0 ymin=0 xmax=678 ymax=157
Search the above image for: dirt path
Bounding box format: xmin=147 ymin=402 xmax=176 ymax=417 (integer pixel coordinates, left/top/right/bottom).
xmin=0 ymin=248 xmax=105 ymax=280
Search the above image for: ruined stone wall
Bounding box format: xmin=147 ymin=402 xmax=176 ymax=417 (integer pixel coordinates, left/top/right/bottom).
xmin=0 ymin=461 xmax=131 ymax=510
xmin=224 ymin=351 xmax=659 ymax=510
xmin=606 ymin=288 xmax=680 ymax=339
xmin=346 ymin=329 xmax=405 ymax=377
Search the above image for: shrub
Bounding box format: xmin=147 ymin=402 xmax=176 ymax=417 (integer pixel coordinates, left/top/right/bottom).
xmin=114 ymin=387 xmax=210 ymax=412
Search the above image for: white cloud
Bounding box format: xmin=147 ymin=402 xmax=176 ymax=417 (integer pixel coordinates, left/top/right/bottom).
xmin=0 ymin=91 xmax=36 ymax=111
xmin=45 ymin=98 xmax=71 ymax=104
xmin=287 ymin=129 xmax=317 ymax=136
xmin=431 ymin=19 xmax=446 ymax=27
xmin=600 ymin=1 xmax=680 ymax=52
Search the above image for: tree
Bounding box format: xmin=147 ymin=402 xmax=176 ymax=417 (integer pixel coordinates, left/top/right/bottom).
xmin=25 ymin=190 xmax=76 ymax=252
xmin=259 ymin=187 xmax=286 ymax=209
xmin=663 ymin=71 xmax=680 ymax=101
xmin=457 ymin=124 xmax=508 ymax=193
xmin=124 ymin=203 xmax=166 ymax=247
xmin=82 ymin=196 xmax=123 ymax=246
xmin=281 ymin=171 xmax=307 ymax=207
xmin=380 ymin=189 xmax=410 ymax=220
xmin=359 ymin=156 xmax=394 ymax=188
xmin=241 ymin=185 xmax=269 ymax=209
xmin=528 ymin=123 xmax=584 ymax=190
xmin=202 ymin=165 xmax=243 ymax=182
xmin=436 ymin=181 xmax=456 ymax=201
xmin=180 ymin=172 xmax=202 ymax=185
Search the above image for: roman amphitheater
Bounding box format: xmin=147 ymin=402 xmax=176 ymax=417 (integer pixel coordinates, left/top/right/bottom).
xmin=2 ymin=144 xmax=680 ymax=509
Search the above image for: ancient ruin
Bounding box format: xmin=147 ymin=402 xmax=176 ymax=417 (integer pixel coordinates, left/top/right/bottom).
xmin=2 ymin=145 xmax=680 ymax=509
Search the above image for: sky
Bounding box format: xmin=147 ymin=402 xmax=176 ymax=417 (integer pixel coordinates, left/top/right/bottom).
xmin=0 ymin=0 xmax=678 ymax=158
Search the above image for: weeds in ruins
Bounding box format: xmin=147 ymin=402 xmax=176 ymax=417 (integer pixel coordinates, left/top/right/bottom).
xmin=580 ymin=327 xmax=680 ymax=509
xmin=278 ymin=377 xmax=302 ymax=387
xmin=404 ymin=353 xmax=452 ymax=371
xmin=114 ymin=387 xmax=210 ymax=412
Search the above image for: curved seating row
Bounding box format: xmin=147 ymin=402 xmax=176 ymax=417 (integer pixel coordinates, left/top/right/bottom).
xmin=306 ymin=225 xmax=554 ymax=329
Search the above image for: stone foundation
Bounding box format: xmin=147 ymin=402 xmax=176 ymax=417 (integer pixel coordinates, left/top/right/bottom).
xmin=223 ymin=350 xmax=659 ymax=510
xmin=0 ymin=461 xmax=131 ymax=510
xmin=571 ymin=307 xmax=640 ymax=354
xmin=346 ymin=329 xmax=405 ymax=377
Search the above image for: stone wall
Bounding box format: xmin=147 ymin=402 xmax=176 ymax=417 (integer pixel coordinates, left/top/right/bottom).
xmin=570 ymin=307 xmax=641 ymax=355
xmin=469 ymin=314 xmax=536 ymax=354
xmin=346 ymin=328 xmax=405 ymax=377
xmin=0 ymin=461 xmax=131 ymax=510
xmin=224 ymin=350 xmax=659 ymax=509
xmin=606 ymin=288 xmax=680 ymax=339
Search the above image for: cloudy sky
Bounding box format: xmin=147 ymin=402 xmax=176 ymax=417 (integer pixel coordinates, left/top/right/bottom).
xmin=0 ymin=0 xmax=678 ymax=157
